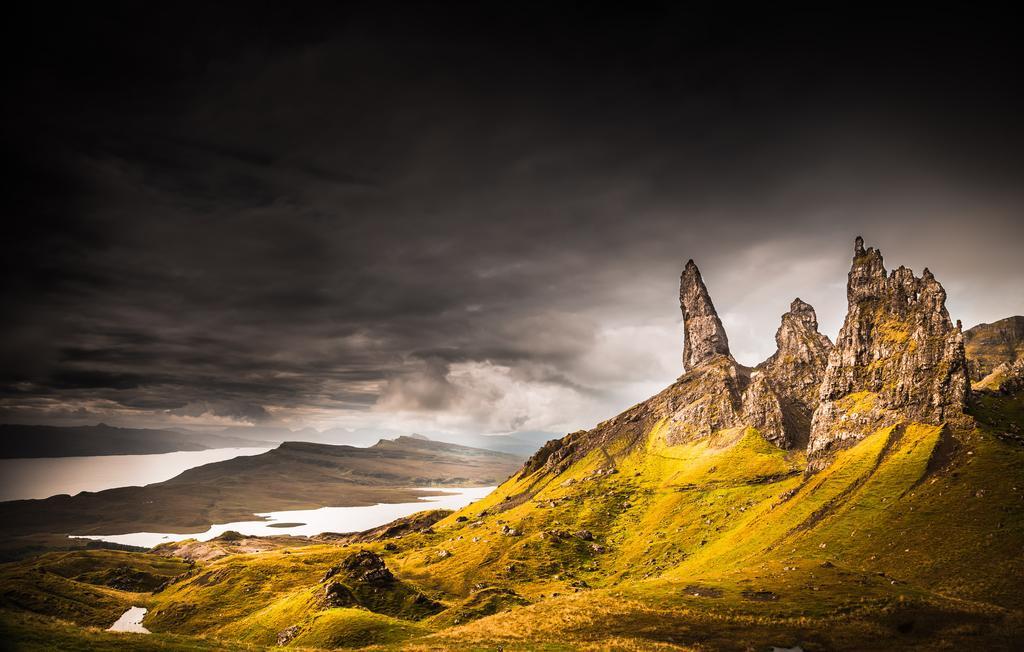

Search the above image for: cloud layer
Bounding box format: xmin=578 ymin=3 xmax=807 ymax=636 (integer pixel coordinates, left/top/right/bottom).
xmin=3 ymin=5 xmax=1022 ymax=439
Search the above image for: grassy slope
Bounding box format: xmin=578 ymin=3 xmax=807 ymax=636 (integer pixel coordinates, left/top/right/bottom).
xmin=381 ymin=407 xmax=1024 ymax=649
xmin=0 ymin=550 xmax=191 ymax=628
xmin=0 ymin=610 xmax=261 ymax=652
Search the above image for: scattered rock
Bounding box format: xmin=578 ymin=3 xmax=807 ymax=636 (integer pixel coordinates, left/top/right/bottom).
xmin=741 ymin=589 xmax=780 ymax=601
xmin=683 ymin=584 xmax=723 ymax=598
xmin=277 ymin=625 xmax=300 ymax=646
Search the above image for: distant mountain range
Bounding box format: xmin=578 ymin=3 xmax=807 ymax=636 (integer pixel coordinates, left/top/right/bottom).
xmin=192 ymin=426 xmax=556 ymax=458
xmin=0 ymin=422 xmax=555 ymax=459
xmin=0 ymin=436 xmax=523 ymax=542
xmin=0 ymin=423 xmax=271 ymax=459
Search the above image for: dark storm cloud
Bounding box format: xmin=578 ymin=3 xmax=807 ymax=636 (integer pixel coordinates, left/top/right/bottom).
xmin=2 ymin=4 xmax=1022 ymax=434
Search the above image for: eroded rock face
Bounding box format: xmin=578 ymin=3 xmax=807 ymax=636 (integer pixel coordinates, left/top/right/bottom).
xmin=341 ymin=550 xmax=394 ymax=585
xmin=663 ymin=355 xmax=748 ymax=445
xmin=680 ymin=259 xmax=731 ymax=371
xmin=523 ymin=263 xmax=830 ymax=464
xmin=741 ymin=372 xmax=787 ymax=446
xmin=807 ymin=237 xmax=970 ymax=468
xmin=745 ymin=299 xmax=833 ymax=448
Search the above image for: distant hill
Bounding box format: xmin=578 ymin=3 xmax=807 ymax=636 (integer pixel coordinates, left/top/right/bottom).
xmin=0 ymin=423 xmax=270 ymax=459
xmin=0 ymin=436 xmax=522 ymax=538
xmin=964 ymin=315 xmax=1024 ymax=385
xmin=443 ymin=431 xmax=556 ymax=458
xmin=177 ymin=426 xmax=554 ymax=458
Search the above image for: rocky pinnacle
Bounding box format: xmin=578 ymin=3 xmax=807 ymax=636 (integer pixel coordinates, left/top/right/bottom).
xmin=806 ymin=236 xmax=970 ymax=468
xmin=680 ymin=260 xmax=731 ymax=371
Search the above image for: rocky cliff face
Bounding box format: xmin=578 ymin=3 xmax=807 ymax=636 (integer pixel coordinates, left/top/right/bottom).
xmin=525 ymin=238 xmax=976 ymax=476
xmin=807 ymin=237 xmax=970 ymax=468
xmin=746 ymin=299 xmax=833 ymax=448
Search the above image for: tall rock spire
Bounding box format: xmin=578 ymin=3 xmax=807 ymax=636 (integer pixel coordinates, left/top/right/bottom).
xmin=807 ymin=237 xmax=970 ymax=469
xmin=680 ymin=259 xmax=731 ymax=371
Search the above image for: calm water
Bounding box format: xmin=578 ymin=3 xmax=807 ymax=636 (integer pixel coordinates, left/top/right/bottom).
xmin=0 ymin=448 xmax=272 ymax=502
xmin=108 ymin=606 xmax=150 ymax=633
xmin=72 ymin=486 xmax=495 ymax=548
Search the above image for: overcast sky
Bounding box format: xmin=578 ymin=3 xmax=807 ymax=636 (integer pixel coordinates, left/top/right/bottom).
xmin=3 ymin=4 xmax=1022 ymax=440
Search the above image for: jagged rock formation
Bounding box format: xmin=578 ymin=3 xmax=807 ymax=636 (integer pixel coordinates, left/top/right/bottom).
xmin=807 ymin=237 xmax=970 ymax=468
xmin=740 ymin=372 xmax=787 ymax=446
xmin=745 ymin=299 xmax=833 ymax=448
xmin=680 ymin=259 xmax=731 ymax=371
xmin=964 ymin=316 xmax=1024 ymax=383
xmin=524 ymin=240 xmax=977 ymax=475
xmin=524 ymin=262 xmax=833 ymax=473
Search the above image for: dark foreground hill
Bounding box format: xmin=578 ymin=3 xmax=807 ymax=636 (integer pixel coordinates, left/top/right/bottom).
xmin=2 ymin=237 xmax=1024 ymax=650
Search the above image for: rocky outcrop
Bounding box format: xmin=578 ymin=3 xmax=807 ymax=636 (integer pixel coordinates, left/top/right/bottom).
xmin=765 ymin=299 xmax=833 ymax=405
xmin=1001 ymin=358 xmax=1024 ymax=395
xmin=741 ymin=372 xmax=787 ymax=446
xmin=807 ymin=237 xmax=970 ymax=468
xmin=517 ymin=240 xmax=976 ymax=477
xmin=680 ymin=259 xmax=731 ymax=371
xmin=964 ymin=316 xmax=1024 ymax=382
xmin=663 ymin=355 xmax=749 ymax=445
xmin=340 ymin=549 xmax=394 ymax=585
xmin=319 ymin=549 xmax=443 ymax=618
xmin=521 ymin=263 xmax=830 ymax=470
xmin=744 ymin=299 xmax=833 ymax=448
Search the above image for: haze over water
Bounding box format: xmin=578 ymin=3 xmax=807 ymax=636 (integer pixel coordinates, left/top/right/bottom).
xmin=0 ymin=447 xmax=272 ymax=502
